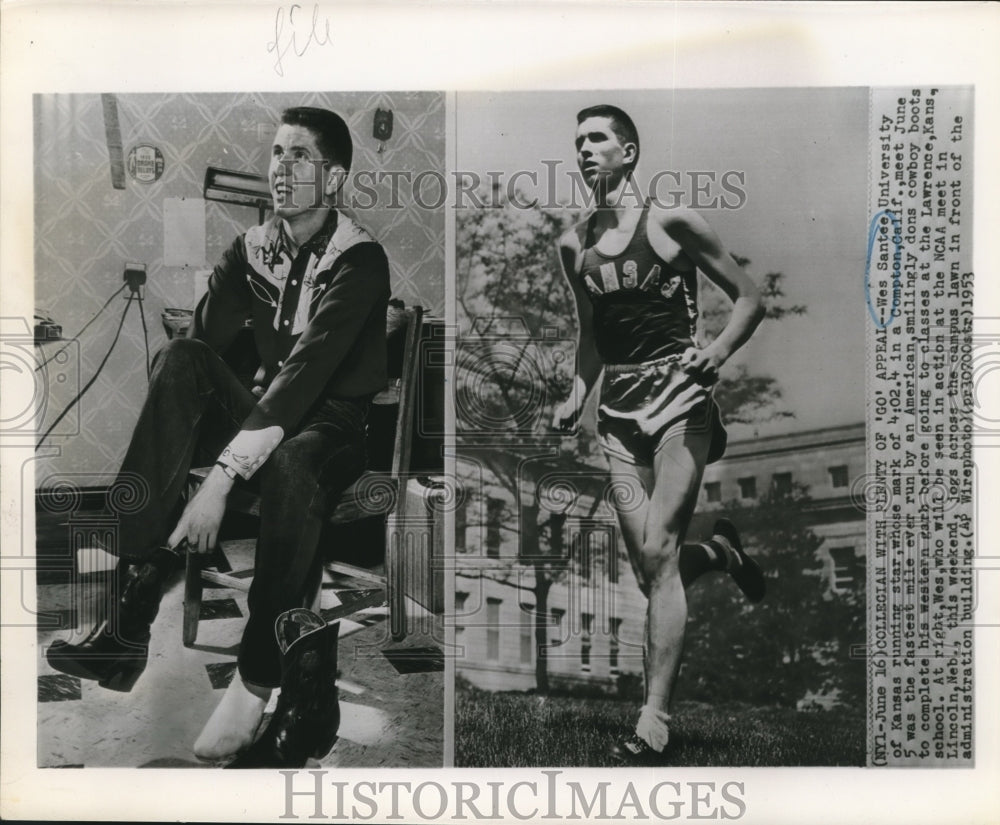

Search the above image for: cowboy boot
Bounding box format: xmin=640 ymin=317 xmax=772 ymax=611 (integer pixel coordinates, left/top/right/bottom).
xmin=46 ymin=549 xmax=177 ymax=692
xmin=226 ymin=609 xmax=341 ymax=768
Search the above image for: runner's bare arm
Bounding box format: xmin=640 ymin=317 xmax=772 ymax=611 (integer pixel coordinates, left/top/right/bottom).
xmin=659 ymin=207 xmax=764 ymax=374
xmin=554 ymin=230 xmax=603 ymax=429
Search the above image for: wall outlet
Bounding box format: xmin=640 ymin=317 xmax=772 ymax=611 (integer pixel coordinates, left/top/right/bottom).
xmin=124 ymin=262 xmax=146 ymax=300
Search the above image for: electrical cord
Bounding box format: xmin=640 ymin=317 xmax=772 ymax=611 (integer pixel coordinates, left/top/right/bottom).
xmin=36 ymin=292 xmax=135 ymax=451
xmin=34 ymin=283 xmax=128 ymax=373
xmin=136 ymin=291 xmax=151 ymax=378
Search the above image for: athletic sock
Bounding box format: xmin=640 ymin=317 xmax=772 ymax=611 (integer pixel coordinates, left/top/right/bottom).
xmin=678 ymin=539 xmax=729 ymax=588
xmin=635 ymin=704 xmax=671 ymax=752
xmin=711 ymin=533 xmax=743 ymax=573
xmin=713 ymin=519 xmax=766 ymax=603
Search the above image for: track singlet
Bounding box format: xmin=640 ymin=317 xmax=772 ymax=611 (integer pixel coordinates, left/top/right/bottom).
xmin=578 ymin=204 xmax=698 ymax=364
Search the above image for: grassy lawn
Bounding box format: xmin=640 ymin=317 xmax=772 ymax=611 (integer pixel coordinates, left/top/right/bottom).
xmin=456 ymin=682 xmax=865 ymax=767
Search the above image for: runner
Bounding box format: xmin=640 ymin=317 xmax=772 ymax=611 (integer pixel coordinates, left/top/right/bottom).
xmin=553 ymin=104 xmax=767 ymax=763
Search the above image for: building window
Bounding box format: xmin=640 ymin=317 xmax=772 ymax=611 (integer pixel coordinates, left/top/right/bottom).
xmin=772 ymin=472 xmax=793 ymax=496
xmin=589 ymin=532 xmax=603 ymax=583
xmin=829 ymin=546 xmax=861 ymax=589
xmin=829 ymin=465 xmax=849 ymax=489
xmin=455 ymin=498 xmax=467 ymax=553
xmin=520 ymin=603 xmax=534 ymax=664
xmin=575 ymin=534 xmax=590 ymax=582
xmin=609 ymin=617 xmax=622 ymax=676
xmin=607 ymin=537 xmax=620 ymax=585
xmin=582 ymin=530 xmax=608 ymax=584
xmin=453 ymin=591 xmax=467 ymax=654
xmin=580 ymin=612 xmax=594 ymax=673
xmin=486 ymin=597 xmax=501 ymax=660
xmin=704 ymin=481 xmax=722 ymax=503
xmin=550 ymin=608 xmax=565 ymax=647
xmin=738 ymin=476 xmax=757 ymax=499
xmin=486 ymin=498 xmax=503 ymax=557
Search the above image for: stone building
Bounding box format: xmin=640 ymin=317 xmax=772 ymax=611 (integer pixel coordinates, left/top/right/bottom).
xmin=455 ymin=422 xmax=866 ymax=692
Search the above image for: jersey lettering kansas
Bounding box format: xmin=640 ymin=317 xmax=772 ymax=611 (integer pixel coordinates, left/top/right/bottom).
xmin=583 ymin=260 xmax=685 ymax=301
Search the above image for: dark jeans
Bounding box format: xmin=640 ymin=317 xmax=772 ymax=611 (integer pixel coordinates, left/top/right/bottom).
xmin=114 ymin=338 xmax=367 ymax=687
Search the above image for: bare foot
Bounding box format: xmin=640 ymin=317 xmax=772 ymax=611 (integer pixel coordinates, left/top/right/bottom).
xmin=194 ymin=676 xmax=271 ymax=760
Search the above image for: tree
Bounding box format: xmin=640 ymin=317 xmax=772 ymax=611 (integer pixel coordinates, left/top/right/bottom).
xmin=456 ymin=192 xmax=812 ymax=693
xmin=457 ymin=191 xmax=604 ymax=694
xmin=679 ymin=486 xmax=866 ymax=708
xmin=699 ymin=256 xmax=806 ymax=425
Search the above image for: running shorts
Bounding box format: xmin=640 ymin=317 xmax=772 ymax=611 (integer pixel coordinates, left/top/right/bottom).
xmin=596 ymin=354 xmax=728 ymax=467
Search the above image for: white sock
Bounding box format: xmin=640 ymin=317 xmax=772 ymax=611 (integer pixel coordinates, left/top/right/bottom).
xmin=635 ymin=704 xmax=671 ymax=752
xmin=193 ymin=676 xmax=270 ymax=759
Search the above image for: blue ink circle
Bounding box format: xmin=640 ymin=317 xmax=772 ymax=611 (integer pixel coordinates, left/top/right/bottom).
xmin=864 ymin=210 xmax=902 ymax=329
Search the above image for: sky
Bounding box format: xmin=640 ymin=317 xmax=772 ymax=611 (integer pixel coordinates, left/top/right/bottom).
xmin=455 ymin=88 xmax=869 ymax=438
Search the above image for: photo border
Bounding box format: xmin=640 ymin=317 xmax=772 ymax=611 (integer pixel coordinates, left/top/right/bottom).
xmin=2 ymin=2 xmax=998 ymax=822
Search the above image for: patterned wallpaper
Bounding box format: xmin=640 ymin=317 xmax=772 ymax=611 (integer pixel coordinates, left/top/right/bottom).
xmin=34 ymin=91 xmax=445 ymax=485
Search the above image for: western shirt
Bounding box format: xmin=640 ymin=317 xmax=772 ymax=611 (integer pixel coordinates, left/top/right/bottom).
xmin=189 ymin=209 xmax=390 ymax=477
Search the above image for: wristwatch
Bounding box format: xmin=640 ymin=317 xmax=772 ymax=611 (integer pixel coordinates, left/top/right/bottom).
xmin=214 ymin=461 xmax=239 ymax=481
